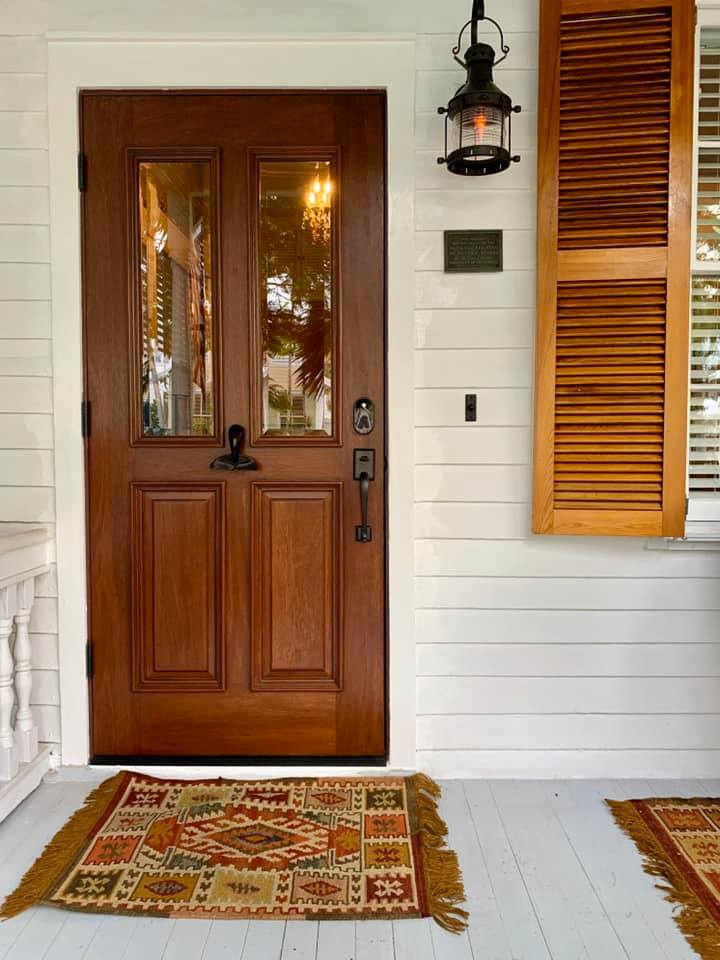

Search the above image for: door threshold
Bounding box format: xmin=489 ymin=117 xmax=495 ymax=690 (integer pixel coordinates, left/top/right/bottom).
xmin=91 ymin=755 xmax=387 ymax=766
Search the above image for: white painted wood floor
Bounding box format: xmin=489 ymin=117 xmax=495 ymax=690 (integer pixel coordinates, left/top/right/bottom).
xmin=0 ymin=777 xmax=714 ymax=960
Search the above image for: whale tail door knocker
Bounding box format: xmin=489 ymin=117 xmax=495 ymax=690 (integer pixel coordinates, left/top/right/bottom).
xmin=210 ymin=424 xmax=258 ymax=471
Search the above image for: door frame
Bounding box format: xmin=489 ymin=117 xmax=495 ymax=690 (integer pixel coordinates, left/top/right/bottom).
xmin=48 ymin=35 xmax=416 ymax=770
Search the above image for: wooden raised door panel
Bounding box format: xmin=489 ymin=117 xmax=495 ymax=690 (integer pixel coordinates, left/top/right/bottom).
xmin=534 ymin=0 xmax=694 ymax=537
xmin=251 ymin=482 xmax=342 ymax=692
xmin=82 ymin=91 xmax=386 ymax=760
xmin=131 ymin=482 xmax=226 ymax=691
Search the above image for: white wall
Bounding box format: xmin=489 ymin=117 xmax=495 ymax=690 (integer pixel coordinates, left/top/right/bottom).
xmin=1 ymin=0 xmax=720 ymax=776
xmin=0 ymin=35 xmax=60 ymax=752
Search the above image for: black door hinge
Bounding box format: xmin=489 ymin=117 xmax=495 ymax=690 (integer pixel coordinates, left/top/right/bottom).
xmin=81 ymin=400 xmax=91 ymax=438
xmin=85 ymin=642 xmax=94 ymax=679
xmin=78 ymin=152 xmax=87 ymax=192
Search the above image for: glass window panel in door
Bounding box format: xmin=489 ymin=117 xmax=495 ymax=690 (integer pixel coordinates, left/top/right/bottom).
xmin=258 ymin=160 xmax=334 ymax=438
xmin=139 ymin=160 xmax=215 ymax=437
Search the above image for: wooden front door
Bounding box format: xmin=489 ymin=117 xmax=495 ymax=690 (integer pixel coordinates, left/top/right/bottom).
xmin=81 ymin=91 xmax=386 ymax=760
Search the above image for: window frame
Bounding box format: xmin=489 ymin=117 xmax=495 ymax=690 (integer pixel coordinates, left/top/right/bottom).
xmin=687 ymin=10 xmax=720 ymax=540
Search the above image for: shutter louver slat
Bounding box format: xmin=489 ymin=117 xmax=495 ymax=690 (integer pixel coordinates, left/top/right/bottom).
xmin=534 ymin=0 xmax=693 ymax=538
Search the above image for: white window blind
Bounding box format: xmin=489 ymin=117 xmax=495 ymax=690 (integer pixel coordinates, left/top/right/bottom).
xmin=689 ymin=278 xmax=720 ymax=496
xmin=689 ymin=29 xmax=720 ymax=522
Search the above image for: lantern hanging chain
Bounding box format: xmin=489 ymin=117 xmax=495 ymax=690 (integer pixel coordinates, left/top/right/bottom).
xmin=452 ymin=0 xmax=509 ymax=68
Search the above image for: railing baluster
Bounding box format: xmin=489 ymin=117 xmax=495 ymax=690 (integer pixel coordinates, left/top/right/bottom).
xmin=0 ymin=585 xmax=17 ymax=781
xmin=13 ymin=579 xmax=37 ymax=764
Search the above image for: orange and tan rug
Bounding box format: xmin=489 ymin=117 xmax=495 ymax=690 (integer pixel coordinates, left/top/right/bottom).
xmin=608 ymin=797 xmax=720 ymax=960
xmin=0 ymin=771 xmax=467 ymax=932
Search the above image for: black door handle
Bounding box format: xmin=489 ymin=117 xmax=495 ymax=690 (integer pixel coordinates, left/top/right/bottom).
xmin=353 ymin=449 xmax=375 ymax=543
xmin=211 ymin=424 xmax=258 ymax=471
xmin=356 ymin=471 xmax=372 ymax=542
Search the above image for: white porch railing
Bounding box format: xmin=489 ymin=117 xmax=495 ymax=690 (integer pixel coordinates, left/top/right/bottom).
xmin=0 ymin=524 xmax=54 ymax=822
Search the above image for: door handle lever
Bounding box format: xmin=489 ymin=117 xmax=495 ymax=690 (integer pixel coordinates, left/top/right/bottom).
xmin=353 ymin=449 xmax=375 ymax=543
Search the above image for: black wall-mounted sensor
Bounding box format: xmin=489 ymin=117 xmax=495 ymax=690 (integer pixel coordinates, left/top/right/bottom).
xmin=465 ymin=393 xmax=477 ymax=423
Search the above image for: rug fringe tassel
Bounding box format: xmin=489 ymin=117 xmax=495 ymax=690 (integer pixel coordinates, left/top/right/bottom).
xmin=607 ymin=799 xmax=720 ymax=960
xmin=410 ymin=773 xmax=469 ymax=934
xmin=0 ymin=772 xmax=126 ymax=921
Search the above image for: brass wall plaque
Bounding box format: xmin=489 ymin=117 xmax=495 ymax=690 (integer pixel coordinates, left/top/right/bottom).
xmin=444 ymin=230 xmax=503 ymax=273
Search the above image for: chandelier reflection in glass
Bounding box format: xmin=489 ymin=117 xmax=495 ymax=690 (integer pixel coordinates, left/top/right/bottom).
xmin=303 ymin=162 xmax=332 ymax=244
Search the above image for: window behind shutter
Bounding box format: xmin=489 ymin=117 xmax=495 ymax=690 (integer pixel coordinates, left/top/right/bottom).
xmin=689 ymin=278 xmax=720 ymax=497
xmin=690 ymin=30 xmax=720 ymax=512
xmin=533 ymin=0 xmax=694 ymax=536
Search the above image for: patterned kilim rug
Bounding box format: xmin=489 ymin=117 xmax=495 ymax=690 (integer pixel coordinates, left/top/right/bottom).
xmin=0 ymin=771 xmax=467 ymax=932
xmin=608 ymin=797 xmax=720 ymax=960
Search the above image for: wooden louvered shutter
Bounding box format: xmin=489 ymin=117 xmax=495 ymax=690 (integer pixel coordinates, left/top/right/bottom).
xmin=533 ymin=0 xmax=694 ymax=536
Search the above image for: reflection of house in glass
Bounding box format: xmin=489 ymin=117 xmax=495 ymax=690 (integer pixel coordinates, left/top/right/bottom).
xmin=259 ymin=160 xmax=333 ymax=437
xmin=139 ymin=161 xmax=214 ymax=437
xmin=264 ymin=355 xmax=332 ymax=435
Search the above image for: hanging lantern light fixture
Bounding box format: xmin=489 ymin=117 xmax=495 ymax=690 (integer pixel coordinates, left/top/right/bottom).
xmin=437 ymin=0 xmax=521 ymax=176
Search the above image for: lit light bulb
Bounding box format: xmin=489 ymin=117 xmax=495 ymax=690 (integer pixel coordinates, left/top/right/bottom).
xmin=314 ymin=178 xmax=321 ymax=193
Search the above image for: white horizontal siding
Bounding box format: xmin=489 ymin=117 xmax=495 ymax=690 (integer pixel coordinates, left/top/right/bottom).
xmin=0 ymin=37 xmax=46 ymax=73
xmin=416 ymin=426 xmax=531 ymax=464
xmin=416 ymin=540 xmax=720 ymax=577
xmin=0 ymin=185 xmax=48 ymax=222
xmin=0 ymin=337 xmax=51 ymax=376
xmin=416 ymin=502 xmax=531 ymax=539
xmin=0 ymin=225 xmax=49 ymax=261
xmin=0 ymin=486 xmax=53 ymax=521
xmin=415 ymin=309 xmax=533 ymax=349
xmin=416 ymin=609 xmax=720 ymax=644
xmin=415 ymin=465 xmax=531 ymax=502
xmin=0 ymin=148 xmax=48 ymax=185
xmin=417 ymin=349 xmax=532 ymax=388
xmin=418 ymin=715 xmax=720 ymax=750
xmin=0 ymin=376 xmax=52 ymax=412
xmin=416 ymin=579 xmax=720 ymax=610
xmin=418 ymin=677 xmax=720 ymax=715
xmin=0 ymin=40 xmax=58 ymax=750
xmin=416 ymin=193 xmax=536 ymax=233
xmin=0 ymin=300 xmax=51 ymax=338
xmin=0 ymin=412 xmax=52 ymax=447
xmin=0 ymin=75 xmax=47 ymax=111
xmin=417 ymin=643 xmax=720 ymax=677
xmin=0 ymin=112 xmax=47 ymax=148
xmin=0 ymin=449 xmax=53 ymax=484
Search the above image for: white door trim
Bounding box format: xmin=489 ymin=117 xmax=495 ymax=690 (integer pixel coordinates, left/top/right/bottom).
xmin=47 ymin=35 xmax=416 ymax=770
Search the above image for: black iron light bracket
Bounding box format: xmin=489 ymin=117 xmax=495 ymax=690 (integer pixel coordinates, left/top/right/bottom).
xmin=452 ymin=0 xmax=509 ymax=68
